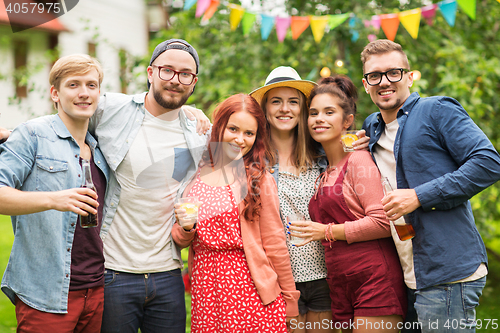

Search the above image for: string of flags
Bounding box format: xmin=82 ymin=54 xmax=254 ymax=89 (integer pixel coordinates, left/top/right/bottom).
xmin=182 ymin=0 xmax=496 ymax=43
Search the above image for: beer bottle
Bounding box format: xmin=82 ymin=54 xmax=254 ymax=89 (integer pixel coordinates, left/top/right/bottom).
xmin=80 ymin=159 xmax=98 ymax=228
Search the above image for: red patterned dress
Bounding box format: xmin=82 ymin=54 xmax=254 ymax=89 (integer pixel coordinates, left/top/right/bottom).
xmin=189 ymin=177 xmax=287 ymax=333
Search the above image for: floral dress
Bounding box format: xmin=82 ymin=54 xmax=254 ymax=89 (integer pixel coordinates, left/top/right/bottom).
xmin=189 ymin=177 xmax=287 ymax=333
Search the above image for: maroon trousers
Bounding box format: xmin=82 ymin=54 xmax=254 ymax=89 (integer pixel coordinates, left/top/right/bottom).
xmin=15 ymin=286 xmax=104 ymax=333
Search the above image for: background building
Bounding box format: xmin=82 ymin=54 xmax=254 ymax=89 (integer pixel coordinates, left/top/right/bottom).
xmin=0 ymin=0 xmax=149 ymax=129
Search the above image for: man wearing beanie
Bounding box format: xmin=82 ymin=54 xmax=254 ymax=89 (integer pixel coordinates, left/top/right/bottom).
xmin=89 ymin=39 xmax=209 ymax=333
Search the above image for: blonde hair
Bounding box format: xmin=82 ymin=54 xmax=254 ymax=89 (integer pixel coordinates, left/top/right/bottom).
xmin=360 ymin=39 xmax=410 ymax=72
xmin=49 ymin=54 xmax=103 ymax=90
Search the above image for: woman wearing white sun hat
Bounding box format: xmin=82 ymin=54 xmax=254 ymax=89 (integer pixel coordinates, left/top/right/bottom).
xmin=250 ymin=67 xmax=336 ymax=333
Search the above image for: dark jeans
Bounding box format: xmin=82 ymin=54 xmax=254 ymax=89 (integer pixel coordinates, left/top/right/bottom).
xmin=101 ymin=269 xmax=186 ymax=333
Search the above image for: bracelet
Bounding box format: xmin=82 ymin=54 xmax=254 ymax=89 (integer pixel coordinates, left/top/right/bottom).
xmin=324 ymin=223 xmax=336 ymax=248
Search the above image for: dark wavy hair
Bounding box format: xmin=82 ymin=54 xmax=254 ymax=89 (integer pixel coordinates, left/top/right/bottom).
xmin=204 ymin=93 xmax=269 ymax=222
xmin=308 ymin=75 xmax=358 ymax=129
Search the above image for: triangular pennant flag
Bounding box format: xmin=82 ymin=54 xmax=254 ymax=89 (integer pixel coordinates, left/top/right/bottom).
xmin=457 ymin=0 xmax=476 ymax=20
xmin=229 ymin=4 xmax=245 ymax=31
xmin=195 ymin=0 xmax=211 ymax=18
xmin=291 ymin=16 xmax=310 ymax=40
xmin=310 ymin=16 xmax=329 ymax=43
xmin=438 ymin=0 xmax=458 ymax=27
xmin=368 ymin=34 xmax=377 ymax=42
xmin=201 ymin=0 xmax=220 ymax=22
xmin=328 ymin=13 xmax=349 ymax=30
xmin=421 ymin=4 xmax=438 ymax=25
xmin=275 ymin=17 xmax=291 ymax=42
xmin=379 ymin=13 xmax=400 ymax=41
xmin=364 ymin=20 xmax=371 ymax=28
xmin=184 ymin=0 xmax=197 ymax=11
xmin=260 ymin=14 xmax=275 ymax=41
xmin=242 ymin=12 xmax=256 ymax=36
xmin=349 ymin=17 xmax=359 ymax=42
xmin=398 ymin=8 xmax=421 ymax=39
xmin=371 ymin=15 xmax=381 ymax=31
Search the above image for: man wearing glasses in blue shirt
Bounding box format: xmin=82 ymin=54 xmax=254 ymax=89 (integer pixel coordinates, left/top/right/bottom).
xmin=360 ymin=39 xmax=500 ymax=333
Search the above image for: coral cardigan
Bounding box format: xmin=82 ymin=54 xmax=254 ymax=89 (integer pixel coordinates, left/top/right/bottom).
xmin=172 ymin=171 xmax=300 ymax=317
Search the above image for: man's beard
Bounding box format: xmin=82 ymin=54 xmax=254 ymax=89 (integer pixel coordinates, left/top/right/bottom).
xmin=153 ymin=85 xmax=191 ymax=110
xmin=375 ymin=98 xmax=402 ymax=112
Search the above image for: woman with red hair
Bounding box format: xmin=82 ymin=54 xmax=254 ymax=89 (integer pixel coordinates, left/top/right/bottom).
xmin=172 ymin=93 xmax=299 ymax=333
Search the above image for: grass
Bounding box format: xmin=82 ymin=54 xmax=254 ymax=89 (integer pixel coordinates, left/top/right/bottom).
xmin=0 ymin=214 xmax=498 ymax=332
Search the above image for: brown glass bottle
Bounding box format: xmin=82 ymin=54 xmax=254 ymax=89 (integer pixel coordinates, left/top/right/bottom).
xmin=80 ymin=159 xmax=98 ymax=228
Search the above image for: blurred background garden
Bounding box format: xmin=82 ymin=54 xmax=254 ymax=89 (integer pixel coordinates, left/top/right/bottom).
xmin=1 ymin=0 xmax=500 ymax=330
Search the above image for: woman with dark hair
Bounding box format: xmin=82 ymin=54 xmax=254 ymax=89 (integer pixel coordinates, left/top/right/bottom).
xmin=289 ymin=76 xmax=406 ymax=332
xmin=172 ymin=93 xmax=299 ymax=333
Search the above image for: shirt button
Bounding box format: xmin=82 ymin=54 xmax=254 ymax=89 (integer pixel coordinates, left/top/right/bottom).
xmin=270 ymin=168 xmax=274 ymax=174
xmin=67 ymin=248 xmax=70 ymax=252
xmin=111 ymin=203 xmax=115 ymax=207
xmin=78 ymin=174 xmax=81 ymax=177
xmin=75 ymin=155 xmax=78 ymax=158
xmin=66 ymin=274 xmax=69 ymax=278
xmin=98 ymin=161 xmax=101 ymax=164
xmin=103 ymin=225 xmax=106 ymax=228
xmin=71 ymin=223 xmax=75 ymax=227
xmin=49 ymin=166 xmax=53 ymax=170
xmin=432 ymin=207 xmax=436 ymax=210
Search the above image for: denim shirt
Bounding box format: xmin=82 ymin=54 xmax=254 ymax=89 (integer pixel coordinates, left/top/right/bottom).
xmin=89 ymin=92 xmax=209 ymax=266
xmin=363 ymin=92 xmax=500 ymax=289
xmin=0 ymin=115 xmax=110 ymax=313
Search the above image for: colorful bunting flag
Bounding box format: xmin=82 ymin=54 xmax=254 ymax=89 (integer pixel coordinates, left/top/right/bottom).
xmin=275 ymin=17 xmax=291 ymax=42
xmin=241 ymin=12 xmax=256 ymax=36
xmin=328 ymin=13 xmax=349 ymax=30
xmin=371 ymin=15 xmax=381 ymax=31
xmin=368 ymin=34 xmax=377 ymax=42
xmin=184 ymin=0 xmax=197 ymax=11
xmin=421 ymin=4 xmax=438 ymax=25
xmin=457 ymin=0 xmax=476 ymax=20
xmin=310 ymin=16 xmax=329 ymax=43
xmin=195 ymin=0 xmax=211 ymax=18
xmin=291 ymin=16 xmax=310 ymax=40
xmin=260 ymin=14 xmax=275 ymax=41
xmin=439 ymin=0 xmax=458 ymax=27
xmin=201 ymin=0 xmax=220 ymax=22
xmin=349 ymin=17 xmax=359 ymax=42
xmin=399 ymin=8 xmax=421 ymax=39
xmin=182 ymin=0 xmax=485 ymax=43
xmin=379 ymin=13 xmax=400 ymax=41
xmin=229 ymin=4 xmax=245 ymax=31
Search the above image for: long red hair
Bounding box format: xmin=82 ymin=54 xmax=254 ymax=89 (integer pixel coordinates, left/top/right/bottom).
xmin=204 ymin=93 xmax=269 ymax=222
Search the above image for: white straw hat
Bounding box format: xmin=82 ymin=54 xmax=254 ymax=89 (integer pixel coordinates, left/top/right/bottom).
xmin=250 ymin=66 xmax=317 ymax=105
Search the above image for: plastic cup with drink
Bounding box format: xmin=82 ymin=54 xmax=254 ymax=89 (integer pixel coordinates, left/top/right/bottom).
xmin=287 ymin=213 xmax=306 ymax=245
xmin=381 ymin=177 xmax=415 ymax=241
xmin=341 ymin=130 xmax=358 ymax=152
xmin=177 ymin=197 xmax=200 ymax=228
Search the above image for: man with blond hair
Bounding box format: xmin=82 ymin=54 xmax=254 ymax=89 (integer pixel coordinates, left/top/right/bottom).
xmin=0 ymin=54 xmax=109 ymax=332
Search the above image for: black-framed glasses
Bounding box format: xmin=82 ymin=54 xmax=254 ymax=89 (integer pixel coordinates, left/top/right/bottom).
xmin=152 ymin=65 xmax=197 ymax=85
xmin=363 ymin=68 xmax=409 ymax=86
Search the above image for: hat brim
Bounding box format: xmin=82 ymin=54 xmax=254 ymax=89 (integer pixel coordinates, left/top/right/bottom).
xmin=249 ymin=80 xmax=317 ymax=105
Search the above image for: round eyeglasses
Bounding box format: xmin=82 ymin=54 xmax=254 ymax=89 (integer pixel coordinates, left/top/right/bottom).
xmin=152 ymin=65 xmax=197 ymax=85
xmin=363 ymin=68 xmax=409 ymax=86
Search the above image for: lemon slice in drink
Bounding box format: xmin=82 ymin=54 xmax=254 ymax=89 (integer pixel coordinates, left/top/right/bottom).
xmin=180 ymin=203 xmax=198 ymax=215
xmin=341 ymin=133 xmax=358 ymax=146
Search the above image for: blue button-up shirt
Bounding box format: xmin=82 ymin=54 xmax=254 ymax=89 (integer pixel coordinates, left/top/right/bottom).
xmin=89 ymin=92 xmax=209 ymax=266
xmin=0 ymin=115 xmax=109 ymax=313
xmin=363 ymin=92 xmax=500 ymax=289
